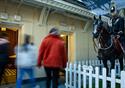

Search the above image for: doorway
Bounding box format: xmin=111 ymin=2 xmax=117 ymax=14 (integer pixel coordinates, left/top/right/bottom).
xmin=0 ymin=27 xmax=18 ymax=84
xmin=60 ymin=34 xmax=68 ymax=56
xmin=60 ymin=32 xmax=74 ymax=62
xmin=59 ymin=32 xmax=74 ymax=79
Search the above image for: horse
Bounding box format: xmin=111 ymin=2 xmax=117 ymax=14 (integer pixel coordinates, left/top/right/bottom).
xmin=92 ymin=15 xmax=124 ymax=76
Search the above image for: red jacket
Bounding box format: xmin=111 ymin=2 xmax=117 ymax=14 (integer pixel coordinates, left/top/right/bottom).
xmin=38 ymin=34 xmax=67 ymax=68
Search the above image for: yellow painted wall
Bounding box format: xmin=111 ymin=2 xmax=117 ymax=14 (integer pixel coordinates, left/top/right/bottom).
xmin=68 ymin=33 xmax=75 ymax=62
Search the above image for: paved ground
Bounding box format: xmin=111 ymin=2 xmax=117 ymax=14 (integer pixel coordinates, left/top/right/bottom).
xmin=0 ymin=77 xmax=65 ymax=88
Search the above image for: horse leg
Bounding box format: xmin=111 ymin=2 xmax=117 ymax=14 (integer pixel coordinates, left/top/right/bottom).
xmin=119 ymin=55 xmax=124 ymax=71
xmin=104 ymin=58 xmax=115 ymax=88
xmin=103 ymin=58 xmax=111 ymax=88
xmin=102 ymin=59 xmax=108 ymax=75
xmin=109 ymin=58 xmax=115 ymax=70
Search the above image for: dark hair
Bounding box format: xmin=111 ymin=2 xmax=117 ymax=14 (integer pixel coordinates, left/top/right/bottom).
xmin=49 ymin=28 xmax=58 ymax=33
xmin=24 ymin=34 xmax=30 ymax=44
xmin=23 ymin=34 xmax=31 ymax=51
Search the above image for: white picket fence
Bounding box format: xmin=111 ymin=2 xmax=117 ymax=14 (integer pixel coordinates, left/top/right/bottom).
xmin=75 ymin=59 xmax=124 ymax=76
xmin=65 ymin=62 xmax=125 ymax=88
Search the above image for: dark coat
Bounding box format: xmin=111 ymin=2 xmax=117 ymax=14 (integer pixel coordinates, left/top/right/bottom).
xmin=0 ymin=38 xmax=9 ymax=62
xmin=111 ymin=16 xmax=124 ymax=35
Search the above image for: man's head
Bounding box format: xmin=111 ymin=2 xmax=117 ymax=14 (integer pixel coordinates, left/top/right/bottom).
xmin=49 ymin=27 xmax=60 ymax=35
xmin=110 ymin=0 xmax=117 ymax=17
xmin=24 ymin=34 xmax=31 ymax=44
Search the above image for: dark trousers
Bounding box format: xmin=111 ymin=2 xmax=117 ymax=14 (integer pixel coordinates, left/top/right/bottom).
xmin=44 ymin=67 xmax=59 ymax=88
xmin=0 ymin=62 xmax=7 ymax=84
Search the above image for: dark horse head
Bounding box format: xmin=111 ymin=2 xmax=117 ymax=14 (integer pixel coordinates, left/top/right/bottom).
xmin=92 ymin=15 xmax=124 ymax=73
xmin=93 ymin=15 xmax=103 ymax=38
xmin=92 ymin=15 xmax=112 ymax=49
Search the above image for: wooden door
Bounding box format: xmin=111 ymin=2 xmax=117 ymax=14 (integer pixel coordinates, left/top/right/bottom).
xmin=0 ymin=28 xmax=18 ymax=56
xmin=0 ymin=28 xmax=18 ymax=84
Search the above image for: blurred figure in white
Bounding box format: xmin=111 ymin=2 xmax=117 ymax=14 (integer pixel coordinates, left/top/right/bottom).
xmin=15 ymin=34 xmax=37 ymax=88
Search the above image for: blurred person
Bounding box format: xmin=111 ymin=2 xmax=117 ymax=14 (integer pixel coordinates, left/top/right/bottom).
xmin=0 ymin=32 xmax=9 ymax=85
xmin=15 ymin=34 xmax=37 ymax=88
xmin=37 ymin=28 xmax=67 ymax=88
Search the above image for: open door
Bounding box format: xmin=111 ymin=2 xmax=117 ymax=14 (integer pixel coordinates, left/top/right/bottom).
xmin=60 ymin=32 xmax=74 ymax=62
xmin=0 ymin=27 xmax=18 ymax=84
xmin=60 ymin=34 xmax=68 ymax=57
xmin=59 ymin=32 xmax=74 ymax=79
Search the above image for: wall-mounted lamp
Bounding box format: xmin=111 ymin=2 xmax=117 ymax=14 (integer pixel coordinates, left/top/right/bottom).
xmin=60 ymin=34 xmax=65 ymax=37
xmin=1 ymin=27 xmax=6 ymax=31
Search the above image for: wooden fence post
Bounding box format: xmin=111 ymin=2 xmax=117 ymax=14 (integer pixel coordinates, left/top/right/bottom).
xmin=89 ymin=66 xmax=93 ymax=88
xmin=95 ymin=60 xmax=98 ymax=66
xmin=65 ymin=62 xmax=69 ymax=88
xmin=92 ymin=60 xmax=94 ymax=66
xmin=82 ymin=61 xmax=85 ymax=66
xmin=69 ymin=63 xmax=72 ymax=87
xmin=95 ymin=67 xmax=99 ymax=88
xmin=83 ymin=65 xmax=87 ymax=88
xmin=89 ymin=60 xmax=92 ymax=66
xmin=78 ymin=64 xmax=81 ymax=88
xmin=121 ymin=71 xmax=125 ymax=88
xmin=73 ymin=63 xmax=77 ymax=88
xmin=86 ymin=60 xmax=88 ymax=66
xmin=102 ymin=68 xmax=107 ymax=88
xmin=111 ymin=69 xmax=116 ymax=88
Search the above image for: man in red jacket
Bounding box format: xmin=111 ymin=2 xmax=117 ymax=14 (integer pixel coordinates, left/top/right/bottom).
xmin=37 ymin=28 xmax=67 ymax=88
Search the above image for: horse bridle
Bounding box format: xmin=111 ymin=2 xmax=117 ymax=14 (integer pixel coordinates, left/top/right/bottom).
xmin=93 ymin=37 xmax=98 ymax=53
xmin=93 ymin=34 xmax=113 ymax=52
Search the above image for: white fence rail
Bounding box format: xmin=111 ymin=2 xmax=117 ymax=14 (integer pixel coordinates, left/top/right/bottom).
xmin=75 ymin=59 xmax=124 ymax=76
xmin=65 ymin=62 xmax=125 ymax=88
